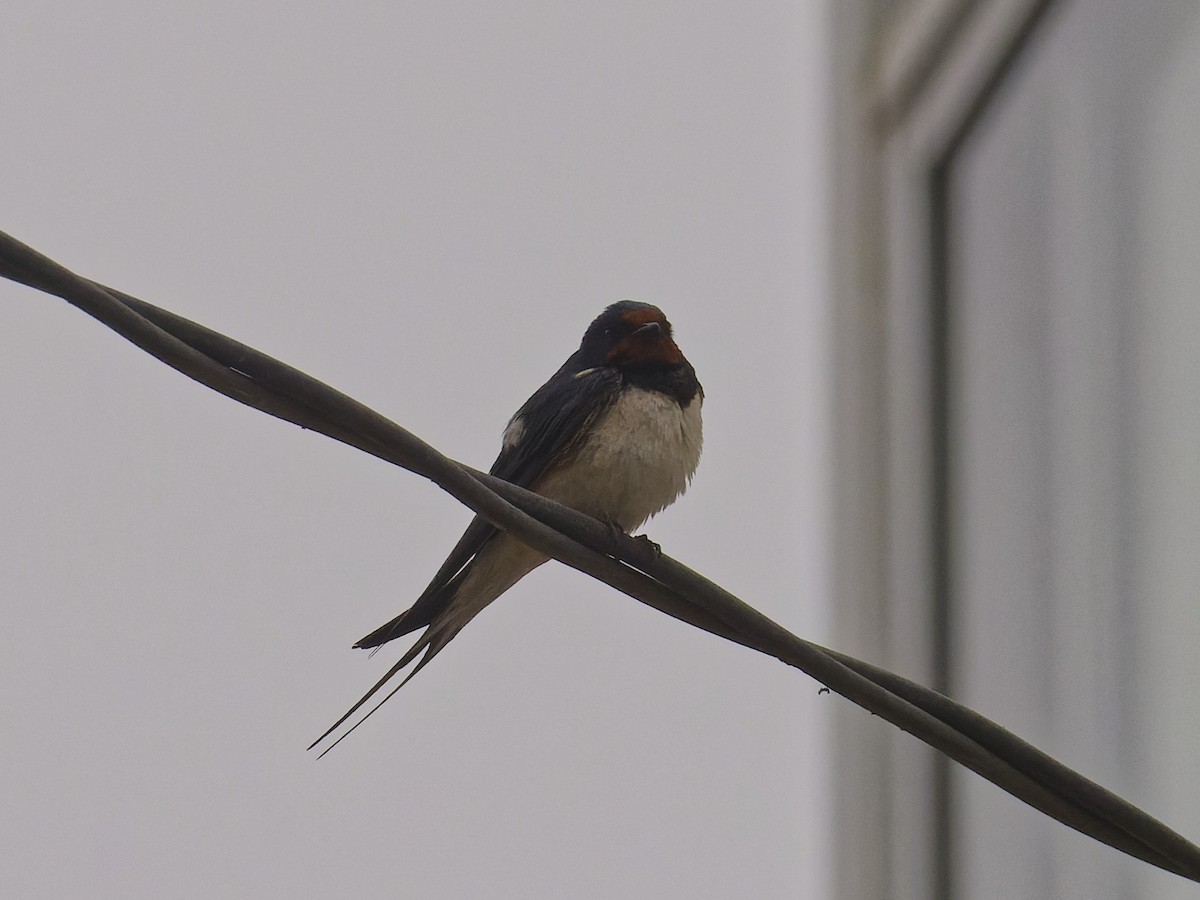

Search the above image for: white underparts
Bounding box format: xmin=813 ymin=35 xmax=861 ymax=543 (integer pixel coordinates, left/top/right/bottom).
xmin=535 ymin=387 xmax=703 ymax=532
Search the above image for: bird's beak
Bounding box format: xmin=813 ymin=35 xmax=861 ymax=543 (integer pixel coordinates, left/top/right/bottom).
xmin=633 ymin=321 xmax=663 ymax=339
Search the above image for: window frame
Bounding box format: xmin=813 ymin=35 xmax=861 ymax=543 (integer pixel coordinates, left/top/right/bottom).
xmin=830 ymin=1 xmax=1058 ymax=897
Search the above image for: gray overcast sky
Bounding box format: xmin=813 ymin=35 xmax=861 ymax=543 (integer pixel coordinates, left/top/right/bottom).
xmin=1 ymin=3 xmax=833 ymax=897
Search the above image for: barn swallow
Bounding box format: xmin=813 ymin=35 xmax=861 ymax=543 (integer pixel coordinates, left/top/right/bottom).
xmin=310 ymin=300 xmax=703 ymax=752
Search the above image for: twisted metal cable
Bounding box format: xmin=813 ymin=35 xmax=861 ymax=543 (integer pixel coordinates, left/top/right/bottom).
xmin=2 ymin=229 xmax=1197 ymax=882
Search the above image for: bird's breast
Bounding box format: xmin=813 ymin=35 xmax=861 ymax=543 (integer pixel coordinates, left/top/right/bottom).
xmin=536 ymin=387 xmax=703 ymax=531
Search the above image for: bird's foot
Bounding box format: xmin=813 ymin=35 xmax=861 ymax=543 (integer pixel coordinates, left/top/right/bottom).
xmin=597 ymin=519 xmax=660 ymax=566
xmin=601 ymin=518 xmax=627 ymax=552
xmin=633 ymin=534 xmax=662 ymax=558
xmin=618 ymin=529 xmax=661 ymax=567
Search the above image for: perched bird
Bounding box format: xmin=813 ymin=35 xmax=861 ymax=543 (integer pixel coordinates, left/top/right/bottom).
xmin=310 ymin=300 xmax=703 ymax=752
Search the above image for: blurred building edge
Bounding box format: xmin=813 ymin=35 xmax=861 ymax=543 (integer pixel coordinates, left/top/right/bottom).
xmin=827 ymin=1 xmax=1200 ymax=899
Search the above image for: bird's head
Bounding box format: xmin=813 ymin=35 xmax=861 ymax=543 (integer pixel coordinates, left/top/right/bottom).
xmin=579 ymin=300 xmax=684 ymax=370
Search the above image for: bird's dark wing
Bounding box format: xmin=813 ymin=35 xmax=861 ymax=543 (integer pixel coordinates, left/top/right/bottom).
xmin=351 ymin=366 xmax=622 ymax=650
xmin=490 ymin=365 xmax=623 ymax=485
